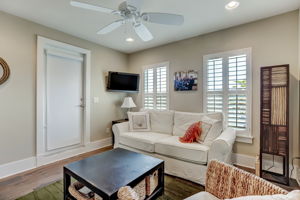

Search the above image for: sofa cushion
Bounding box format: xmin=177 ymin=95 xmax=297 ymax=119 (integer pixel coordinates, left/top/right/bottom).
xmin=173 ymin=111 xmax=223 ymax=137
xmin=140 ymin=109 xmax=174 ymax=134
xmin=184 ymin=192 xmax=220 ymax=200
xmin=119 ymin=132 xmax=171 ymax=153
xmin=155 ymin=136 xmax=210 ymax=164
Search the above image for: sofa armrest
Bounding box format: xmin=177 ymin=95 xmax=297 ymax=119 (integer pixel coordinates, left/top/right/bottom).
xmin=112 ymin=122 xmax=129 ymax=148
xmin=207 ymin=127 xmax=236 ymax=163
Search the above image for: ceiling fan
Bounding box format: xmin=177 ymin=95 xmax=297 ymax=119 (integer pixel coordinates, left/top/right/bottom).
xmin=70 ymin=0 xmax=184 ymax=42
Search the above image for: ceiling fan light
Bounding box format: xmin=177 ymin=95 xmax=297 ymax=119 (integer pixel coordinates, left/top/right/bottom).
xmin=126 ymin=37 xmax=134 ymax=42
xmin=225 ymin=1 xmax=240 ymax=10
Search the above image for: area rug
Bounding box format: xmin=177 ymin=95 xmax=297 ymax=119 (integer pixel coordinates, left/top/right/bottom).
xmin=16 ymin=175 xmax=203 ymax=200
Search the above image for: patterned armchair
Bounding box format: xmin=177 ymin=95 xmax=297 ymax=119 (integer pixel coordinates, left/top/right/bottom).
xmin=186 ymin=160 xmax=289 ymax=199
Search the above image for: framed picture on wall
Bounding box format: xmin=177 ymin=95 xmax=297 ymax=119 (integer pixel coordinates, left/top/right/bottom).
xmin=174 ymin=70 xmax=198 ymax=91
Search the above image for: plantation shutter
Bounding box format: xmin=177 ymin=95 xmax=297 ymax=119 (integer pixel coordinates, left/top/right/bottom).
xmin=204 ymin=49 xmax=251 ymax=136
xmin=144 ymin=68 xmax=154 ymax=109
xmin=143 ymin=63 xmax=169 ymax=110
xmin=206 ymin=58 xmax=223 ymax=112
xmin=156 ymin=66 xmax=168 ymax=110
xmin=227 ymin=55 xmax=247 ymax=129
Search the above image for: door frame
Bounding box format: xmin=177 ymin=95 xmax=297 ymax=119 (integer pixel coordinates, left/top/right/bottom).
xmin=36 ymin=36 xmax=91 ymax=164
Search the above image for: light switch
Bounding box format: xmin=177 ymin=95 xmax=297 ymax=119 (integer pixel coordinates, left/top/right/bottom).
xmin=94 ymin=97 xmax=99 ymax=103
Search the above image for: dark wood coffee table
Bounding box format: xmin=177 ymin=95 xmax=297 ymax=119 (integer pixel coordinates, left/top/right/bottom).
xmin=63 ymin=148 xmax=164 ymax=200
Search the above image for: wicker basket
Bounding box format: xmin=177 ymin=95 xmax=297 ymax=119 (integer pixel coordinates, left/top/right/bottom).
xmin=69 ymin=180 xmax=145 ymax=200
xmin=146 ymin=170 xmax=158 ymax=196
xmin=133 ymin=179 xmax=146 ymax=200
xmin=68 ymin=182 xmax=102 ymax=200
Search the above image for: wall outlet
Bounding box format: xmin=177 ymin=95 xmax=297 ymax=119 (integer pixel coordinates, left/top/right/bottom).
xmin=106 ymin=127 xmax=110 ymax=134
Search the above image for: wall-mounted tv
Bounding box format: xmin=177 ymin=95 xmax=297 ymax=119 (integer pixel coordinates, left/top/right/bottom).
xmin=107 ymin=71 xmax=140 ymax=92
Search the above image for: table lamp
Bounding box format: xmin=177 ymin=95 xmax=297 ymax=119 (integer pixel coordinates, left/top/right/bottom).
xmin=121 ymin=97 xmax=136 ymax=118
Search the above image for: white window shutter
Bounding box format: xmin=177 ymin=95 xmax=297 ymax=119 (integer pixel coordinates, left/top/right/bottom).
xmin=144 ymin=68 xmax=154 ymax=94
xmin=143 ymin=63 xmax=169 ymax=110
xmin=228 ymin=94 xmax=247 ymax=129
xmin=156 ymin=66 xmax=168 ymax=110
xmin=207 ymin=58 xmax=223 ymax=91
xmin=228 ymin=55 xmax=247 ymax=91
xmin=144 ymin=68 xmax=154 ymax=109
xmin=227 ymin=54 xmax=248 ymax=129
xmin=206 ymin=58 xmax=223 ymax=113
xmin=144 ymin=95 xmax=154 ymax=109
xmin=156 ymin=95 xmax=168 ymax=110
xmin=206 ymin=94 xmax=223 ymax=112
xmin=204 ymin=48 xmax=252 ymax=136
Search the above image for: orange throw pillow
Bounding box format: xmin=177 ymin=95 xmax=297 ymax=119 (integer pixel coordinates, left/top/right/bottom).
xmin=179 ymin=122 xmax=202 ymax=143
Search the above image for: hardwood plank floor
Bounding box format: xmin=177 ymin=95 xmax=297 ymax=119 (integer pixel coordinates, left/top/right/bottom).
xmin=0 ymin=146 xmax=112 ymax=200
xmin=1 ymin=148 xmax=298 ymax=200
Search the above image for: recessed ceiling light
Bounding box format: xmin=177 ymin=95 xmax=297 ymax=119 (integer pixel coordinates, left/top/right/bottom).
xmin=225 ymin=1 xmax=240 ymax=10
xmin=126 ymin=37 xmax=134 ymax=42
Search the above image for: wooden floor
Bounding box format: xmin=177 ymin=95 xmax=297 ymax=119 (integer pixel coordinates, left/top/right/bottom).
xmin=0 ymin=147 xmax=298 ymax=200
xmin=0 ymin=146 xmax=112 ymax=200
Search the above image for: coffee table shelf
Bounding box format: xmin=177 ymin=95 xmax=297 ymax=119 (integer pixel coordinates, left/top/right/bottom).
xmin=63 ymin=148 xmax=164 ymax=200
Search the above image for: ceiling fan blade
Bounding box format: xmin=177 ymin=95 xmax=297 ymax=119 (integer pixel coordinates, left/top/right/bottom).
xmin=97 ymin=20 xmax=124 ymax=34
xmin=142 ymin=13 xmax=184 ymax=25
xmin=134 ymin=23 xmax=153 ymax=42
xmin=70 ymin=0 xmax=116 ymax=14
xmin=126 ymin=0 xmax=143 ymax=11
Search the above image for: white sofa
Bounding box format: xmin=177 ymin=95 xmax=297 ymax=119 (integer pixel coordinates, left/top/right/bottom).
xmin=112 ymin=110 xmax=236 ymax=185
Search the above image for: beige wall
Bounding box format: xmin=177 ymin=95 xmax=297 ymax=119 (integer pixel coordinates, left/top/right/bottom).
xmin=0 ymin=9 xmax=299 ymax=167
xmin=0 ymin=11 xmax=128 ymax=165
xmin=128 ymin=11 xmax=300 ymax=158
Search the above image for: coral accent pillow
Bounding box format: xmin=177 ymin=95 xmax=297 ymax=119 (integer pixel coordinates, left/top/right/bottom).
xmin=179 ymin=122 xmax=202 ymax=143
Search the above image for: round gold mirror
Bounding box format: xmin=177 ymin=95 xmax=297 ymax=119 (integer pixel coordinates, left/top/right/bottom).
xmin=0 ymin=57 xmax=10 ymax=85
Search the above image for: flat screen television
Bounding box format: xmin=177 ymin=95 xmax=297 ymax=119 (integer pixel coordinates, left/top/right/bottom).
xmin=107 ymin=71 xmax=140 ymax=92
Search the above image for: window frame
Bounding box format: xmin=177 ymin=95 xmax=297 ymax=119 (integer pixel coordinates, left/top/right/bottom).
xmin=203 ymin=48 xmax=253 ymax=143
xmin=142 ymin=61 xmax=170 ymax=110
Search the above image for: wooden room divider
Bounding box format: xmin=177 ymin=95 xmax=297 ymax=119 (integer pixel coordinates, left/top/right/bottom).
xmin=260 ymin=64 xmax=289 ymax=185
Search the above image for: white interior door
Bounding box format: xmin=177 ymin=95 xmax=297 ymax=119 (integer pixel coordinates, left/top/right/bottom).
xmin=46 ymin=51 xmax=84 ymax=151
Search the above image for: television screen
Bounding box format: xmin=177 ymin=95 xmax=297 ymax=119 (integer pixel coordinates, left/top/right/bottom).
xmin=107 ymin=72 xmax=139 ymax=92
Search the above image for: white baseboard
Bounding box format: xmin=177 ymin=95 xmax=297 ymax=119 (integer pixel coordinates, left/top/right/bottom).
xmin=0 ymin=138 xmax=112 ymax=180
xmin=37 ymin=137 xmax=112 ymax=166
xmin=232 ymin=153 xmax=299 ymax=180
xmin=0 ymin=157 xmax=36 ymax=179
xmin=232 ymin=153 xmax=256 ymax=169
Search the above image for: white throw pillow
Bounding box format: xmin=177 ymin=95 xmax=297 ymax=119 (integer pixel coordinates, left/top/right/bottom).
xmin=201 ymin=116 xmax=223 ymax=146
xmin=226 ymin=190 xmax=300 ymax=200
xmin=173 ymin=111 xmax=223 ymax=137
xmin=128 ymin=112 xmax=151 ymax=132
xmin=196 ymin=120 xmax=212 ymax=143
xmin=141 ymin=109 xmax=174 ymax=135
xmin=173 ymin=112 xmax=205 ymax=136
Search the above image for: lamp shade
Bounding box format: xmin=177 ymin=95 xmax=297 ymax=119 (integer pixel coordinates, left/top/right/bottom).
xmin=121 ymin=97 xmax=136 ymax=108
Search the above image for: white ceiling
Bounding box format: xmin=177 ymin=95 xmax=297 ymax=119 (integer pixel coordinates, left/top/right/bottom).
xmin=0 ymin=0 xmax=299 ymax=53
